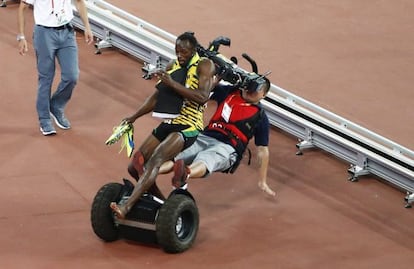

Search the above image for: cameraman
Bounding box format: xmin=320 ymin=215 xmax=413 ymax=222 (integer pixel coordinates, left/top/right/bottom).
xmin=159 ymin=76 xmax=276 ymax=197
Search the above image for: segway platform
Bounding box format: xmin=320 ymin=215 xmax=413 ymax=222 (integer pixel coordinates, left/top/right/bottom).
xmin=90 ymin=180 xmax=199 ymax=253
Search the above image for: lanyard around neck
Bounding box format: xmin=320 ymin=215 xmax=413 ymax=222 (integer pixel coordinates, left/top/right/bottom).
xmin=51 ymin=0 xmax=65 ymax=13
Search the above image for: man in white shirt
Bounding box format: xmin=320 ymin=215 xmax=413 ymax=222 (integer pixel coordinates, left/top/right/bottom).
xmin=17 ymin=0 xmax=93 ymax=135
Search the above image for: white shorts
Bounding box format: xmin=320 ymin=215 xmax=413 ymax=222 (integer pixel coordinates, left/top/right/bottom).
xmin=175 ymin=133 xmax=237 ymax=176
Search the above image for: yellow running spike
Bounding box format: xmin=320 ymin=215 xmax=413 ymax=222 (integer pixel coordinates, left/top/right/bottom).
xmin=105 ymin=121 xmax=135 ymax=157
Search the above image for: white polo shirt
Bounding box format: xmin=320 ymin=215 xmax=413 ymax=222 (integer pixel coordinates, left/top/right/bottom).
xmin=24 ymin=0 xmax=74 ymax=27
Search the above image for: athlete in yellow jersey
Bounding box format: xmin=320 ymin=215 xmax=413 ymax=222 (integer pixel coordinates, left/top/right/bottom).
xmin=110 ymin=32 xmax=216 ymax=218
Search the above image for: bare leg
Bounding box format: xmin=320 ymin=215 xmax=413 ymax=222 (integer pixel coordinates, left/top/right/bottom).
xmin=188 ymin=161 xmax=209 ymax=178
xmin=127 ymin=165 xmax=166 ymax=199
xmin=127 ymin=151 xmax=144 ymax=181
xmin=111 ymin=135 xmax=159 ymax=218
xmin=111 ymin=132 xmax=185 ymax=218
xmin=159 ymin=160 xmax=174 ymax=174
xmin=159 ymin=159 xmax=209 ymax=179
xmin=128 ymin=135 xmax=161 ymax=180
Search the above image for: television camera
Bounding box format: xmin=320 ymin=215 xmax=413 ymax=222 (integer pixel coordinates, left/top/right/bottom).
xmin=196 ymin=35 xmax=271 ymax=92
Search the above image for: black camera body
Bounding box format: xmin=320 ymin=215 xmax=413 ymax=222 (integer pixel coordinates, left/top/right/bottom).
xmin=196 ymin=36 xmax=267 ymax=92
xmin=239 ymin=72 xmax=267 ymax=92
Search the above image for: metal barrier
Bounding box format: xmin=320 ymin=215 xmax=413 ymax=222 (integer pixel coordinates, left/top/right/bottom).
xmin=71 ymin=0 xmax=414 ymax=207
xmin=0 ymin=0 xmax=18 ymax=7
xmin=71 ymin=0 xmax=175 ymax=72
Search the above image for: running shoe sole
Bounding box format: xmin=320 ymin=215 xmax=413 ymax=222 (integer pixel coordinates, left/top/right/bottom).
xmin=40 ymin=127 xmax=57 ymax=136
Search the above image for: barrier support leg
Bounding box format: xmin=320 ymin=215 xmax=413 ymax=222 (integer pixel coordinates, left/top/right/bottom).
xmin=405 ymin=192 xmax=414 ymax=208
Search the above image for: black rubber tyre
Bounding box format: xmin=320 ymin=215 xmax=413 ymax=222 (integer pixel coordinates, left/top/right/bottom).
xmin=156 ymin=194 xmax=199 ymax=253
xmin=90 ymin=182 xmax=123 ymax=242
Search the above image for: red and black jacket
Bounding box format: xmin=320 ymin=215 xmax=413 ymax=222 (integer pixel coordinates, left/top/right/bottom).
xmin=204 ymin=88 xmax=266 ymax=173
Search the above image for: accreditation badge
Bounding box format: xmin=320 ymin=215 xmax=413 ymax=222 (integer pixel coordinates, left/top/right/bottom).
xmin=55 ymin=9 xmax=69 ymax=25
xmin=221 ymin=102 xmax=232 ymax=122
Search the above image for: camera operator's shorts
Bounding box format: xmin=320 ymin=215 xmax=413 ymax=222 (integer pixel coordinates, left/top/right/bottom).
xmin=152 ymin=122 xmax=199 ymax=150
xmin=174 ymin=133 xmax=237 ymax=177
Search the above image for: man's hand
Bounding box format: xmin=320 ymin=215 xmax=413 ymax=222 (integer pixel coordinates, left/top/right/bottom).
xmin=258 ymin=181 xmax=276 ymax=197
xmin=18 ymin=39 xmax=28 ymax=56
xmin=155 ymin=70 xmax=175 ymax=87
xmin=123 ymin=116 xmax=137 ymax=124
xmin=84 ymin=28 xmax=94 ymax=45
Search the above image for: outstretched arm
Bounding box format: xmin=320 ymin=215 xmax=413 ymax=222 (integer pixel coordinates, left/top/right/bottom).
xmin=256 ymin=145 xmax=276 ymax=196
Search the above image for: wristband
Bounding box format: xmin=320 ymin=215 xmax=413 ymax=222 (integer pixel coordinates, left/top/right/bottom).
xmin=17 ymin=34 xmax=25 ymax=41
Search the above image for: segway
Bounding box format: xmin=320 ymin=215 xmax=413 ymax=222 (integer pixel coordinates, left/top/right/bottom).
xmin=90 ymin=178 xmax=199 ymax=253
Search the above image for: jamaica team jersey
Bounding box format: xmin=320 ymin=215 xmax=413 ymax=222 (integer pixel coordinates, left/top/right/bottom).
xmin=166 ymin=53 xmax=206 ymax=132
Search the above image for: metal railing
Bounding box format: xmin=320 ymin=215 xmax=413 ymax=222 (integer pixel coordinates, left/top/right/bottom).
xmin=71 ymin=0 xmax=414 ymax=207
xmin=0 ymin=0 xmax=19 ymax=7
xmin=72 ymin=0 xmax=175 ymax=71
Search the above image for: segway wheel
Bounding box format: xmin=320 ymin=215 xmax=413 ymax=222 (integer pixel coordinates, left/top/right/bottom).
xmin=90 ymin=182 xmax=123 ymax=242
xmin=156 ymin=194 xmax=199 ymax=253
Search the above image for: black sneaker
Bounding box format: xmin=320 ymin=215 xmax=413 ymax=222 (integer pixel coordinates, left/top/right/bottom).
xmin=171 ymin=159 xmax=189 ymax=189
